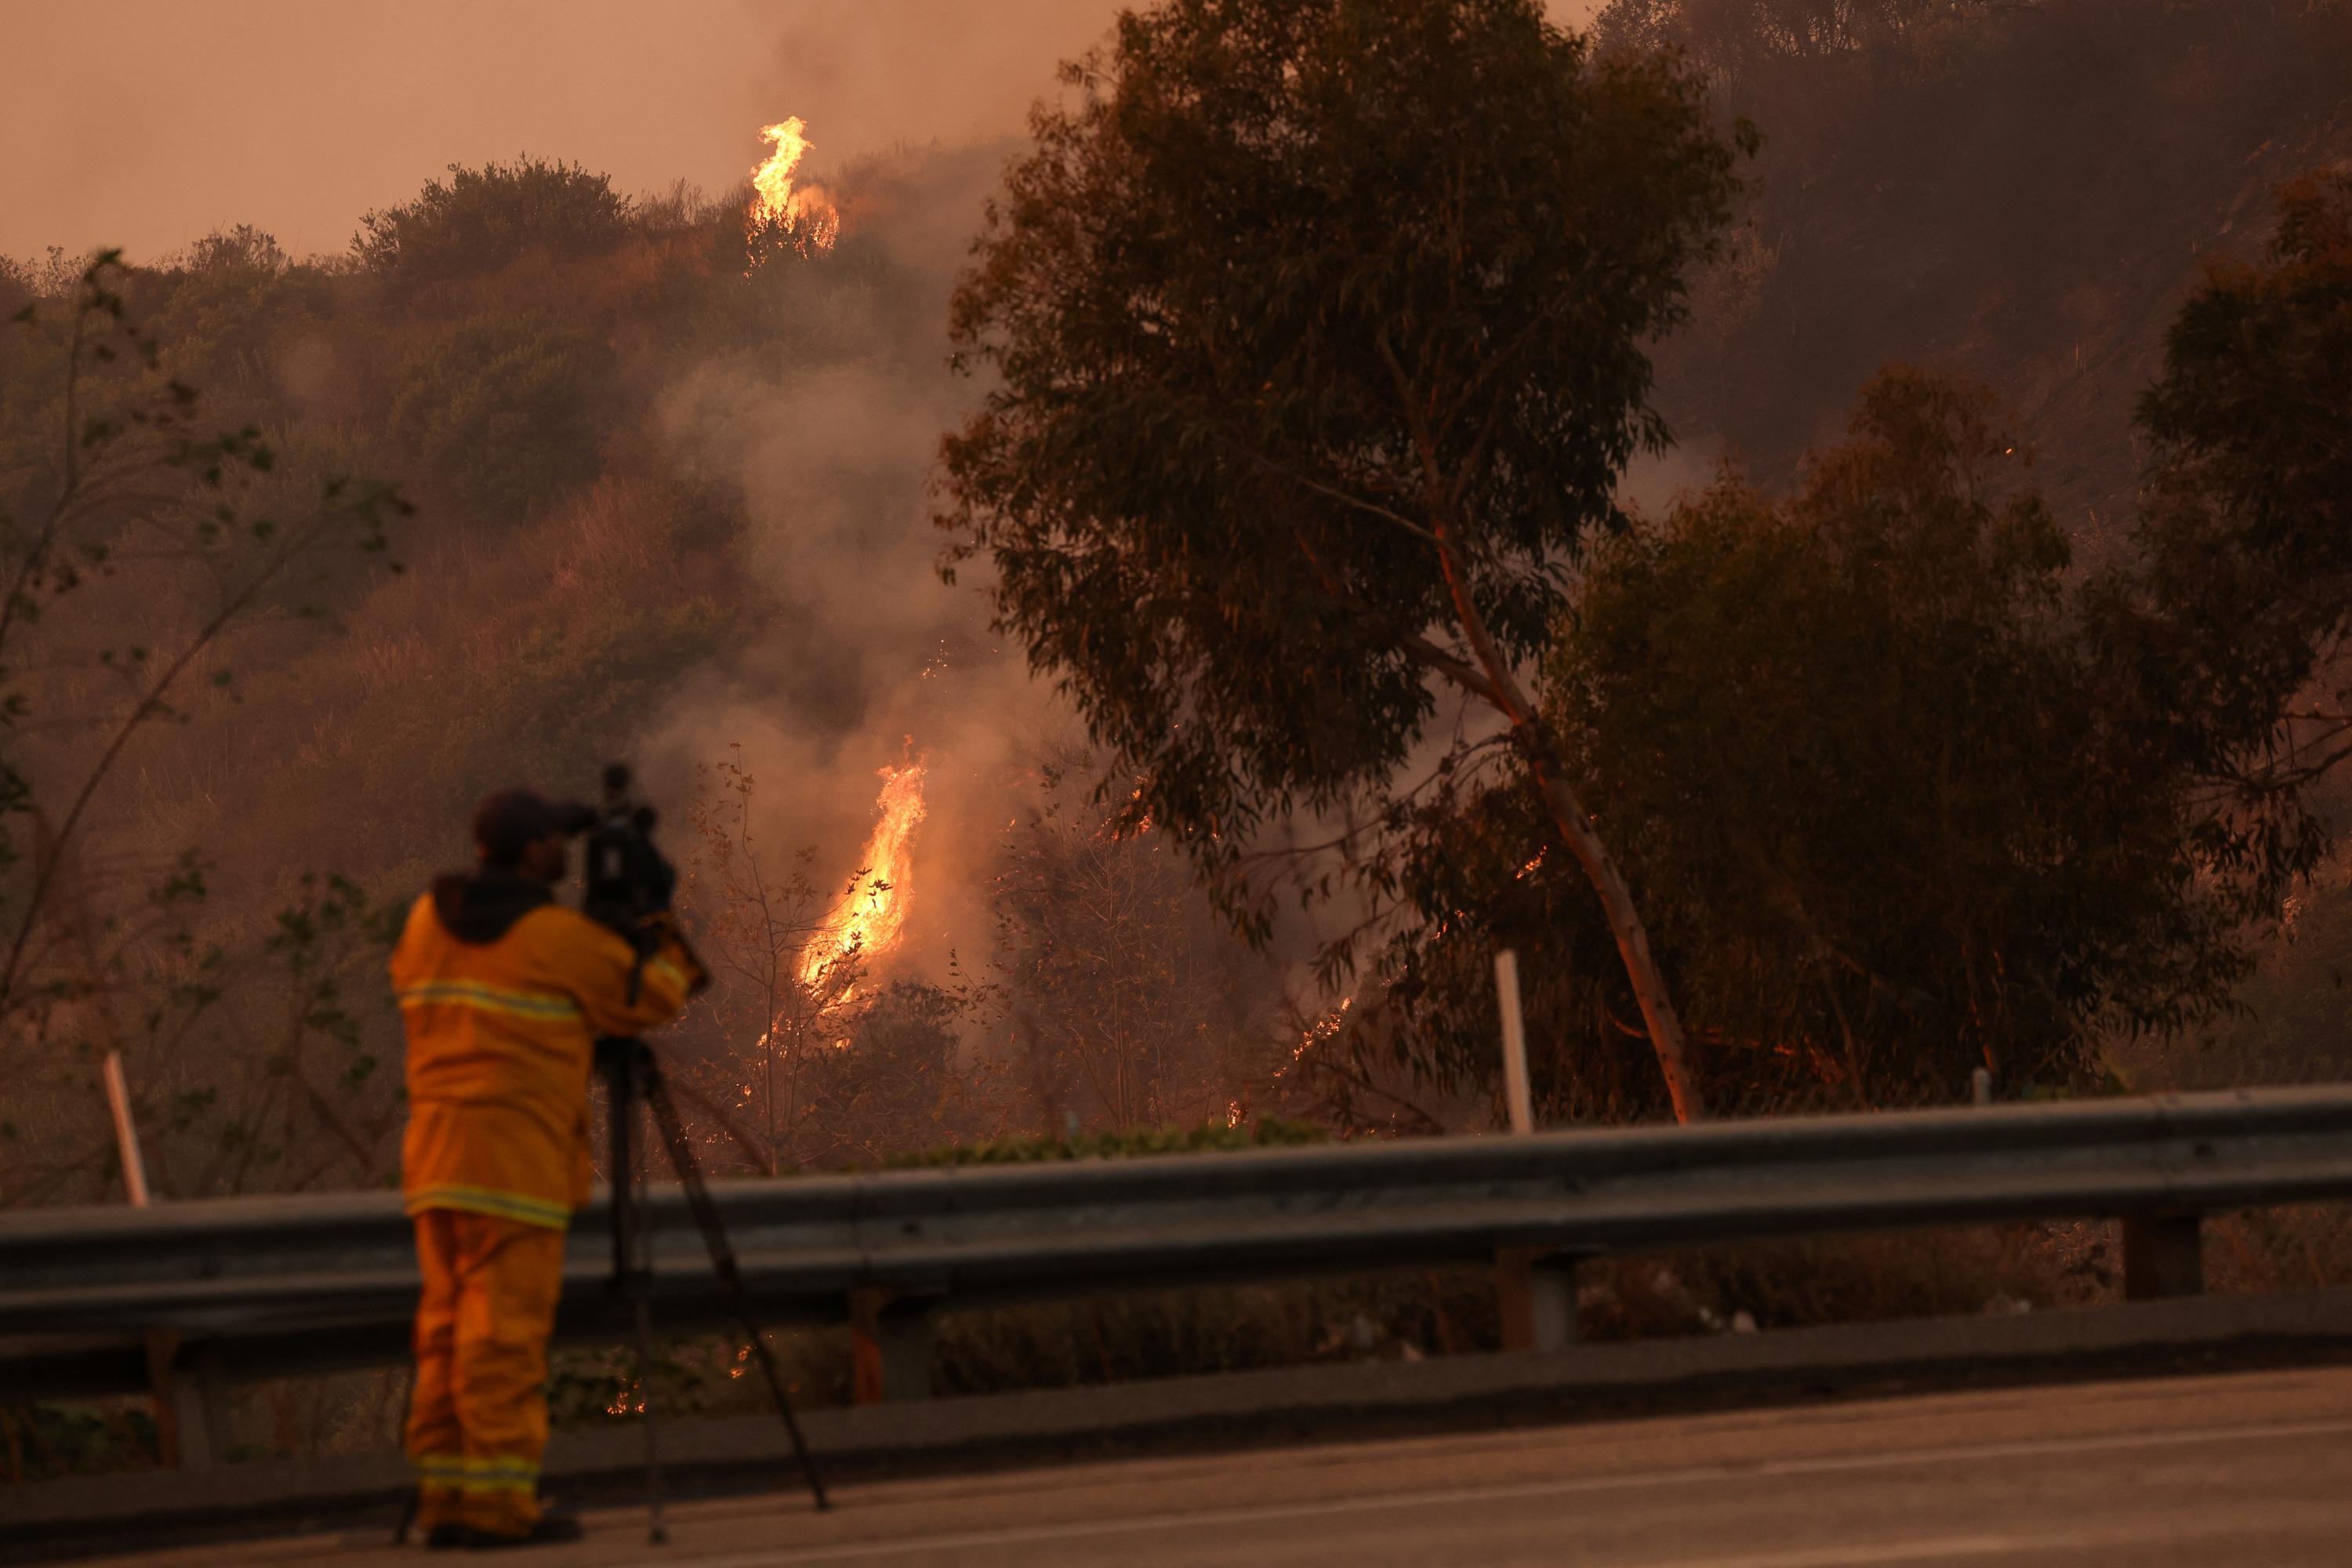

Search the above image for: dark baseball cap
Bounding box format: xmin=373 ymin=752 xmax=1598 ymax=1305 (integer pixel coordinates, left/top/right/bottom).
xmin=473 ymin=789 xmax=597 ymax=868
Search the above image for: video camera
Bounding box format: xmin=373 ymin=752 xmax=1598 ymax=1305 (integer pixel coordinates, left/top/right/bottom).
xmin=577 ymin=762 xmax=678 ymax=947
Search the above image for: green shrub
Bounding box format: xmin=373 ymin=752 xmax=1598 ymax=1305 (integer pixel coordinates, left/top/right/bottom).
xmin=0 ymin=1402 xmax=159 ymax=1483
xmin=386 ymin=313 xmax=612 ymax=518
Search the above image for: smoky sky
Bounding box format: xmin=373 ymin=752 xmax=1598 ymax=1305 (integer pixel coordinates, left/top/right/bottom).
xmin=2 ymin=0 xmax=1604 ymax=264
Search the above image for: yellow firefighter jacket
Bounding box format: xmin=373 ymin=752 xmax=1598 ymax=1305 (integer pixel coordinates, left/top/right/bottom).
xmin=394 ymin=871 xmax=702 ymax=1230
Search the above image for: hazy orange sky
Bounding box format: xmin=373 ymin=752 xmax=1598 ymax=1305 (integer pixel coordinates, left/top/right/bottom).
xmin=2 ymin=0 xmax=1605 ymax=263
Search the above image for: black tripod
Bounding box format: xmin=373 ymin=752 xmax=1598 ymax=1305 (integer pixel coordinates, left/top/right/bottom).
xmin=601 ymin=1034 xmax=830 ymax=1541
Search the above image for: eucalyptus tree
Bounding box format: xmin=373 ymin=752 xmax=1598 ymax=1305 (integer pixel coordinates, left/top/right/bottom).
xmin=939 ymin=0 xmax=1748 ymax=1119
xmin=2098 ymin=170 xmax=2352 ymax=890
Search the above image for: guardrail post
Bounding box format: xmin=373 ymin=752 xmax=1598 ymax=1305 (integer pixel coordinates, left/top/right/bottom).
xmin=147 ymin=1335 xmax=231 ymax=1469
xmin=1493 ymin=950 xmax=1579 ymax=1350
xmin=848 ymin=1287 xmax=936 ymax=1403
xmin=1495 ymin=1248 xmax=1579 ymax=1352
xmin=2120 ymin=1212 xmax=2203 ymax=1300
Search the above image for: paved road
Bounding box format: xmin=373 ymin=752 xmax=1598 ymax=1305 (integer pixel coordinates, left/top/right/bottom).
xmin=88 ymin=1365 xmax=2352 ymax=1566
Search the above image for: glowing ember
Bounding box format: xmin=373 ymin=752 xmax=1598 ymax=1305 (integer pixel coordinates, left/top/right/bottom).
xmin=800 ymin=761 xmax=927 ymax=996
xmin=746 ymin=116 xmax=840 ymax=256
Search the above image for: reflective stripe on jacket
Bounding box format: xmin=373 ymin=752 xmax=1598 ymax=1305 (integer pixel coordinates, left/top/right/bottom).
xmin=394 ymin=894 xmax=701 ymax=1229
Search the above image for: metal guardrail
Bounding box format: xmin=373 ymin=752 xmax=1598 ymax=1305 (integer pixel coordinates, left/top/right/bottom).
xmin=6 ymin=1085 xmax=2352 ymax=1458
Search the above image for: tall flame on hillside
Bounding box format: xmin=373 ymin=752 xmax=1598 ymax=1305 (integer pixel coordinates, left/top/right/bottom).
xmin=800 ymin=762 xmax=927 ymax=996
xmin=746 ymin=116 xmax=840 ymax=257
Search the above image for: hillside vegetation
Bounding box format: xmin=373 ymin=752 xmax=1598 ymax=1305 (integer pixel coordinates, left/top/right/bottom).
xmin=2 ymin=0 xmax=2348 ymax=1212
xmin=5 ymin=0 xmax=2352 ymax=1480
xmin=1626 ymin=0 xmax=2352 ymax=554
xmin=1609 ymin=0 xmax=2352 ymax=1102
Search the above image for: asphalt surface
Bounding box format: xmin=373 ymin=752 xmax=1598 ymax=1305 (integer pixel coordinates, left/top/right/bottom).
xmin=76 ymin=1364 xmax=2352 ymax=1566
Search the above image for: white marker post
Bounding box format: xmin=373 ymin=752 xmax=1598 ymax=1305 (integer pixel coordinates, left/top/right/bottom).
xmin=1492 ymin=948 xmax=1575 ymax=1350
xmin=1495 ymin=948 xmax=1534 ymax=1135
xmin=105 ymin=1051 xmax=212 ymax=1469
xmin=102 ymin=1050 xmax=151 ymax=1207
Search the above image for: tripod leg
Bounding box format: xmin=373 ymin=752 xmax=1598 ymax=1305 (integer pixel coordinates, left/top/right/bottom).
xmin=728 ymin=1313 xmax=832 ymax=1512
xmin=642 ymin=1066 xmax=831 ymax=1512
xmin=604 ymin=1047 xmax=631 ymax=1287
xmin=629 ymin=1289 xmax=669 ymax=1545
xmin=603 ymin=1039 xmax=670 ymax=1544
xmin=630 ymin=1068 xmax=670 ymax=1544
xmin=390 ymin=1368 xmax=419 ymax=1544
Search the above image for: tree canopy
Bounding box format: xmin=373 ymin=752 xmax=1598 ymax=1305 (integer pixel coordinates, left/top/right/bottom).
xmin=386 ymin=312 xmax=614 ymax=518
xmin=1355 ymin=176 xmax=2352 ymax=1120
xmin=1374 ymin=371 xmax=2257 ymax=1117
xmin=353 ymin=157 xmax=633 ymax=286
xmin=1592 ymin=0 xmax=2002 ymax=71
xmin=2091 ymin=171 xmax=2352 ymax=899
xmin=939 ymin=0 xmax=1748 ymax=1118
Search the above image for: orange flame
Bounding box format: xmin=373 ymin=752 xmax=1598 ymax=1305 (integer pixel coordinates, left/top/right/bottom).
xmin=801 ymin=762 xmax=927 ymax=996
xmin=747 ymin=116 xmax=840 ymax=256
xmin=1276 ymin=996 xmax=1351 ymax=1080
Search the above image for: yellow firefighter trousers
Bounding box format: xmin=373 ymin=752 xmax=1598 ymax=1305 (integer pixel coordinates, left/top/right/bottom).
xmin=406 ymin=1210 xmax=567 ymax=1535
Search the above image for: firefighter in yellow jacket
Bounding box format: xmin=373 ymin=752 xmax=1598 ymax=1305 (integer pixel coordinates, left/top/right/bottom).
xmin=394 ymin=789 xmax=702 ymax=1548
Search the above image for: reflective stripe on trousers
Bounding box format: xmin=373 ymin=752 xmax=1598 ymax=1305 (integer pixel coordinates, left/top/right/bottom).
xmin=407 ymin=1208 xmax=566 ymax=1535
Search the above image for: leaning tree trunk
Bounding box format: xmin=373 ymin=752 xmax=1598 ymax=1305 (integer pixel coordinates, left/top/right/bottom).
xmin=1432 ymin=533 xmax=1707 ymax=1124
